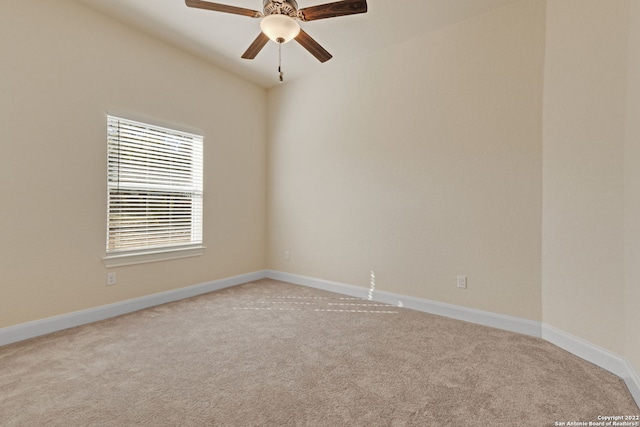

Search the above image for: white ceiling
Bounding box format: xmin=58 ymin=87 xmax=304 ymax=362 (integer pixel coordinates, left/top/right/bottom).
xmin=74 ymin=0 xmax=522 ymax=89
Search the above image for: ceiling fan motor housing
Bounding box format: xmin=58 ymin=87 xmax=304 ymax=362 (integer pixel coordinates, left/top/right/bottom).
xmin=263 ymin=0 xmax=298 ymax=17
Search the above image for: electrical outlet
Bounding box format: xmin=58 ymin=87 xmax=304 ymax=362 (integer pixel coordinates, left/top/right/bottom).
xmin=107 ymin=272 xmax=117 ymax=286
xmin=457 ymin=275 xmax=467 ymax=289
xmin=284 ymin=251 xmax=290 ymax=260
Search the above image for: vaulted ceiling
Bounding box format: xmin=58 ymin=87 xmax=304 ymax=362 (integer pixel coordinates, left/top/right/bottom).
xmin=75 ymin=0 xmax=523 ymax=88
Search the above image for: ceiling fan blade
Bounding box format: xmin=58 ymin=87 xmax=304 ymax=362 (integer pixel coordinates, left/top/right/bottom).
xmin=294 ymin=29 xmax=333 ymax=63
xmin=185 ymin=0 xmax=262 ymax=18
xmin=298 ymin=0 xmax=367 ymax=21
xmin=241 ymin=32 xmax=270 ymax=59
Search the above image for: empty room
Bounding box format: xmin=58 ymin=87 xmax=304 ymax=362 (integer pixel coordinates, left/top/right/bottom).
xmin=1 ymin=0 xmax=639 ymax=425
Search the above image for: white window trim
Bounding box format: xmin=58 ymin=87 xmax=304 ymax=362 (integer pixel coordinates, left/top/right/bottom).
xmin=106 ymin=111 xmax=202 ymax=137
xmin=103 ymin=112 xmax=205 ymax=267
xmin=103 ymin=245 xmax=206 ymax=268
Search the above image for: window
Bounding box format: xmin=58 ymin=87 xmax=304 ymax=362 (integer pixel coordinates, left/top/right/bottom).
xmin=104 ymin=114 xmax=204 ymax=267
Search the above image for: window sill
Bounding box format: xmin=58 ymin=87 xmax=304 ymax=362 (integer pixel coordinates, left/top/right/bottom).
xmin=103 ymin=245 xmax=206 ymax=268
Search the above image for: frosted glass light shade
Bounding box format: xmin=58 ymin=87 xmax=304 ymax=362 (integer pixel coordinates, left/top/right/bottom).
xmin=260 ymin=14 xmax=300 ymax=43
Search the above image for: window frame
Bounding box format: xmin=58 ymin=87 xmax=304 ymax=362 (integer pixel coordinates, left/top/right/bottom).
xmin=103 ymin=113 xmax=205 ymax=267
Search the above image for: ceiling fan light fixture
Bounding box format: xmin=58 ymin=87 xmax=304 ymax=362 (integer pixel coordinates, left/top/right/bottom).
xmin=260 ymin=14 xmax=300 ymax=43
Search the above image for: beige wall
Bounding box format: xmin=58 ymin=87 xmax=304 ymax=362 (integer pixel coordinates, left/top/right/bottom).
xmin=0 ymin=0 xmax=267 ymax=328
xmin=541 ymin=0 xmax=629 ymax=356
xmin=267 ymin=0 xmax=545 ymax=320
xmin=625 ymin=0 xmax=640 ymax=374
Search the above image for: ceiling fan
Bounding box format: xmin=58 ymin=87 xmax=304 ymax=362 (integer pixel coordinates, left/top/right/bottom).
xmin=185 ymin=0 xmax=368 ymax=64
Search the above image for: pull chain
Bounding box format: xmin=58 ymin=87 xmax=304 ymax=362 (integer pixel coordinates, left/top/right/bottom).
xmin=277 ymin=37 xmax=284 ymax=83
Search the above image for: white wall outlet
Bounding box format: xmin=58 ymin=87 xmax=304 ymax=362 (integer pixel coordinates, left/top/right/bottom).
xmin=107 ymin=272 xmax=117 ymax=286
xmin=284 ymin=251 xmax=290 ymax=260
xmin=457 ymin=275 xmax=467 ymax=289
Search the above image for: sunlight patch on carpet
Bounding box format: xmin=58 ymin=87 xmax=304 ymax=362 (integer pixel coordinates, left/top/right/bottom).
xmin=233 ymin=295 xmax=399 ymax=314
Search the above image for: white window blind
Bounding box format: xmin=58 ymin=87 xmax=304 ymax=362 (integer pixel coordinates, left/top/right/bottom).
xmin=106 ymin=115 xmax=203 ymax=256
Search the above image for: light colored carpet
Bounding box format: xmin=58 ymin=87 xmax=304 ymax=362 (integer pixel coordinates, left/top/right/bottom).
xmin=1 ymin=279 xmax=638 ymax=426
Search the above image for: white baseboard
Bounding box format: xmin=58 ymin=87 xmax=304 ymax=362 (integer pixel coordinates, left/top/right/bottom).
xmin=541 ymin=324 xmax=629 ymax=377
xmin=0 ymin=270 xmax=268 ymax=347
xmin=265 ymin=270 xmax=542 ymax=337
xmin=542 ymin=323 xmax=640 ymax=408
xmin=266 ymin=270 xmax=371 ymax=298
